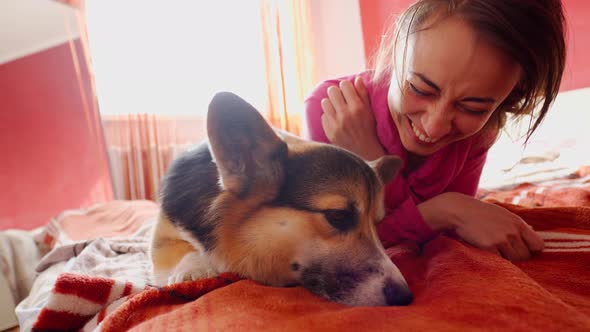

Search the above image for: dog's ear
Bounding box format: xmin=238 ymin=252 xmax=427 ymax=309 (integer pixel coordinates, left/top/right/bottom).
xmin=368 ymin=155 xmax=403 ymax=184
xmin=207 ymin=92 xmax=287 ymax=199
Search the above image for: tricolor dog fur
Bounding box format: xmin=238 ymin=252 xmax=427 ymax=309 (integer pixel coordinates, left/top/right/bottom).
xmin=149 ymin=92 xmax=413 ymax=306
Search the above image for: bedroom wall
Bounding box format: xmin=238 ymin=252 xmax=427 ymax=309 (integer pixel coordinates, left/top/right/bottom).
xmin=0 ymin=39 xmax=114 ymax=230
xmin=357 ymin=0 xmax=413 ymax=65
xmin=309 ymin=0 xmax=366 ymax=85
xmin=358 ymin=0 xmax=590 ymax=92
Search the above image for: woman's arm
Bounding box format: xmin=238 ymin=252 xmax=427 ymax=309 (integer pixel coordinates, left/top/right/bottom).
xmin=376 ymin=195 xmax=439 ymax=247
xmin=419 ymin=139 xmax=544 ymax=260
xmin=417 ymin=192 xmax=544 ymax=260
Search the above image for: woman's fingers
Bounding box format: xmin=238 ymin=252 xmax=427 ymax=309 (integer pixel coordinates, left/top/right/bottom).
xmin=327 ymin=86 xmax=347 ymax=111
xmin=510 ymin=235 xmax=532 ymax=260
xmin=339 ymin=80 xmax=362 ymax=110
xmin=521 ymin=223 xmax=545 ymax=252
xmin=326 ymin=80 xmax=371 ymax=116
xmin=497 ymin=241 xmax=521 ymax=261
xmin=496 ymin=227 xmax=537 ymax=261
xmin=321 ymin=98 xmax=336 ymax=118
xmin=354 ymin=76 xmax=370 ymax=107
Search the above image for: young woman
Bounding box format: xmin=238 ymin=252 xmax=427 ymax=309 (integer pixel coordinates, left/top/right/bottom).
xmin=305 ymin=0 xmax=566 ymax=261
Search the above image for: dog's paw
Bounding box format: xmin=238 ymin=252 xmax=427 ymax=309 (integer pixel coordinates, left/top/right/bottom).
xmin=167 ymin=266 xmax=217 ymax=285
xmin=166 ymin=251 xmax=218 ymax=285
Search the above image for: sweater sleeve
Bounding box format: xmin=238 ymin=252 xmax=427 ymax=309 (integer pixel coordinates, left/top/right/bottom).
xmin=445 ymin=135 xmax=493 ymax=196
xmin=376 ymin=181 xmax=439 ymax=247
xmin=377 ymin=136 xmax=494 ymax=247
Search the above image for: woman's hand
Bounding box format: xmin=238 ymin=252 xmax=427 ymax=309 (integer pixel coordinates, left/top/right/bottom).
xmin=320 ymin=77 xmax=384 ymax=161
xmin=418 ymin=192 xmax=544 ymax=261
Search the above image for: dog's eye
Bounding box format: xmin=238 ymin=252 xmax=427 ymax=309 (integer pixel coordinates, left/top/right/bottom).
xmin=323 ymin=209 xmax=356 ymax=232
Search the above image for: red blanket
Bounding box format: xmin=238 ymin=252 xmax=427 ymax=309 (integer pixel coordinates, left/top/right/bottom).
xmin=33 ymin=204 xmax=590 ymax=331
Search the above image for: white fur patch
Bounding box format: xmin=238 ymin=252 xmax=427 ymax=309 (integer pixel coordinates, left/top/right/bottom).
xmin=167 ymin=251 xmax=218 ymax=285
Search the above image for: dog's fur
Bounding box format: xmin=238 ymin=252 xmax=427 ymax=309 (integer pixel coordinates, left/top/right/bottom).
xmin=150 ymin=92 xmax=412 ymax=306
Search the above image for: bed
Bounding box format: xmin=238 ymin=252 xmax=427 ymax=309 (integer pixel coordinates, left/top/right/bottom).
xmin=0 ymin=160 xmax=587 ymax=331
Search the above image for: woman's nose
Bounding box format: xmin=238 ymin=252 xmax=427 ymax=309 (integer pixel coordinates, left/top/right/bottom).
xmin=423 ymin=102 xmax=453 ymax=139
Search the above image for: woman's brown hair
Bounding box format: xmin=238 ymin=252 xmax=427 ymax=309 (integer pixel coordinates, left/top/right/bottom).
xmin=371 ymin=0 xmax=567 ymax=142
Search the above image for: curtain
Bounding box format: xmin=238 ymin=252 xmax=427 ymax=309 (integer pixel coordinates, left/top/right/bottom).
xmin=260 ymin=0 xmax=317 ymax=136
xmin=101 ymin=115 xmax=205 ymax=201
xmin=58 ymin=0 xmax=319 ymax=201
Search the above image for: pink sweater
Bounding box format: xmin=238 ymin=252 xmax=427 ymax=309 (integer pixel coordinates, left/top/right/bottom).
xmin=304 ymin=71 xmax=492 ymax=247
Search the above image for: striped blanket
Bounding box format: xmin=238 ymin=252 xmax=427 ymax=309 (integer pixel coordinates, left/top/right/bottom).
xmin=477 ymin=166 xmax=590 ymax=207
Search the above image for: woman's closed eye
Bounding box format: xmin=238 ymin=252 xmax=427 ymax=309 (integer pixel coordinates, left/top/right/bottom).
xmin=457 ymin=104 xmax=491 ymax=116
xmin=408 ymin=82 xmax=434 ymax=97
xmin=408 ymin=80 xmax=492 ymax=115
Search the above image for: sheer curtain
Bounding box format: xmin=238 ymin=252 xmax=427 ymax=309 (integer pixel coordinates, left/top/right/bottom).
xmin=261 ymin=0 xmax=316 ymax=136
xmin=60 ymin=0 xmax=317 ymax=200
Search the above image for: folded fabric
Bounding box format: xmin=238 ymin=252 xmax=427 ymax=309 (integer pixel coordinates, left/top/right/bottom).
xmin=31 ymin=272 xmax=242 ymax=332
xmin=21 ymin=221 xmax=154 ymax=330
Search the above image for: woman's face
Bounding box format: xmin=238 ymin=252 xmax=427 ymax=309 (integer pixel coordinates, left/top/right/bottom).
xmin=388 ymin=16 xmax=521 ymax=156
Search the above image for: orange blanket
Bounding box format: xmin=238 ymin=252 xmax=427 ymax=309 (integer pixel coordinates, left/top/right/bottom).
xmin=86 ymin=204 xmax=589 ymax=331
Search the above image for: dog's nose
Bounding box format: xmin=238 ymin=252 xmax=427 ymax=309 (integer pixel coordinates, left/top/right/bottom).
xmin=383 ymin=278 xmax=413 ymax=306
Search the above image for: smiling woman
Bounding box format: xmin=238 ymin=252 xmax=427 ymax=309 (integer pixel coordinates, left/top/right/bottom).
xmin=305 ymin=0 xmax=566 ymax=262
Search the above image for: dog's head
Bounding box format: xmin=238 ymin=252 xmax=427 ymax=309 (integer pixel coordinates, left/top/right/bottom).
xmin=206 ymin=92 xmax=411 ymax=306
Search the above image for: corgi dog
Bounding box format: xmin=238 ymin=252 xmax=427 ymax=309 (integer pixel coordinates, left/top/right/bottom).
xmin=150 ymin=92 xmax=412 ymax=306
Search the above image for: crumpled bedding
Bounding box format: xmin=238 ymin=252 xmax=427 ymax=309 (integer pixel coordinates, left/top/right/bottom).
xmin=0 ymin=228 xmax=47 ymax=331
xmin=3 ymin=200 xmax=159 ymax=331
xmin=15 ymin=220 xmax=155 ymax=331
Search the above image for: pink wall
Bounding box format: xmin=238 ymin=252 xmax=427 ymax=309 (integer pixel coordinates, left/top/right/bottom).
xmin=358 ymin=0 xmax=412 ymax=65
xmin=0 ymin=39 xmax=113 ymax=230
xmin=358 ymin=0 xmax=590 ymax=91
xmin=561 ymin=0 xmax=590 ymax=91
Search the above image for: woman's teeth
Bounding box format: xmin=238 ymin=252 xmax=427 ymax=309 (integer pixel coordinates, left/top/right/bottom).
xmin=411 ymin=121 xmax=438 ymax=144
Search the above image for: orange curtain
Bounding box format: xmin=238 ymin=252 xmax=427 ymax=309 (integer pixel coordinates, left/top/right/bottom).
xmin=101 ymin=115 xmax=206 ymax=200
xmin=60 ymin=0 xmax=320 ymax=201
xmin=260 ymin=0 xmax=317 ymax=136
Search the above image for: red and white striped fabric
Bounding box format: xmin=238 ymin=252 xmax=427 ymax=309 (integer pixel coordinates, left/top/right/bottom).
xmin=32 ymin=273 xmax=147 ymax=331
xmin=31 ymin=272 xmax=242 ymax=331
xmin=540 ymin=231 xmax=590 ymax=252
